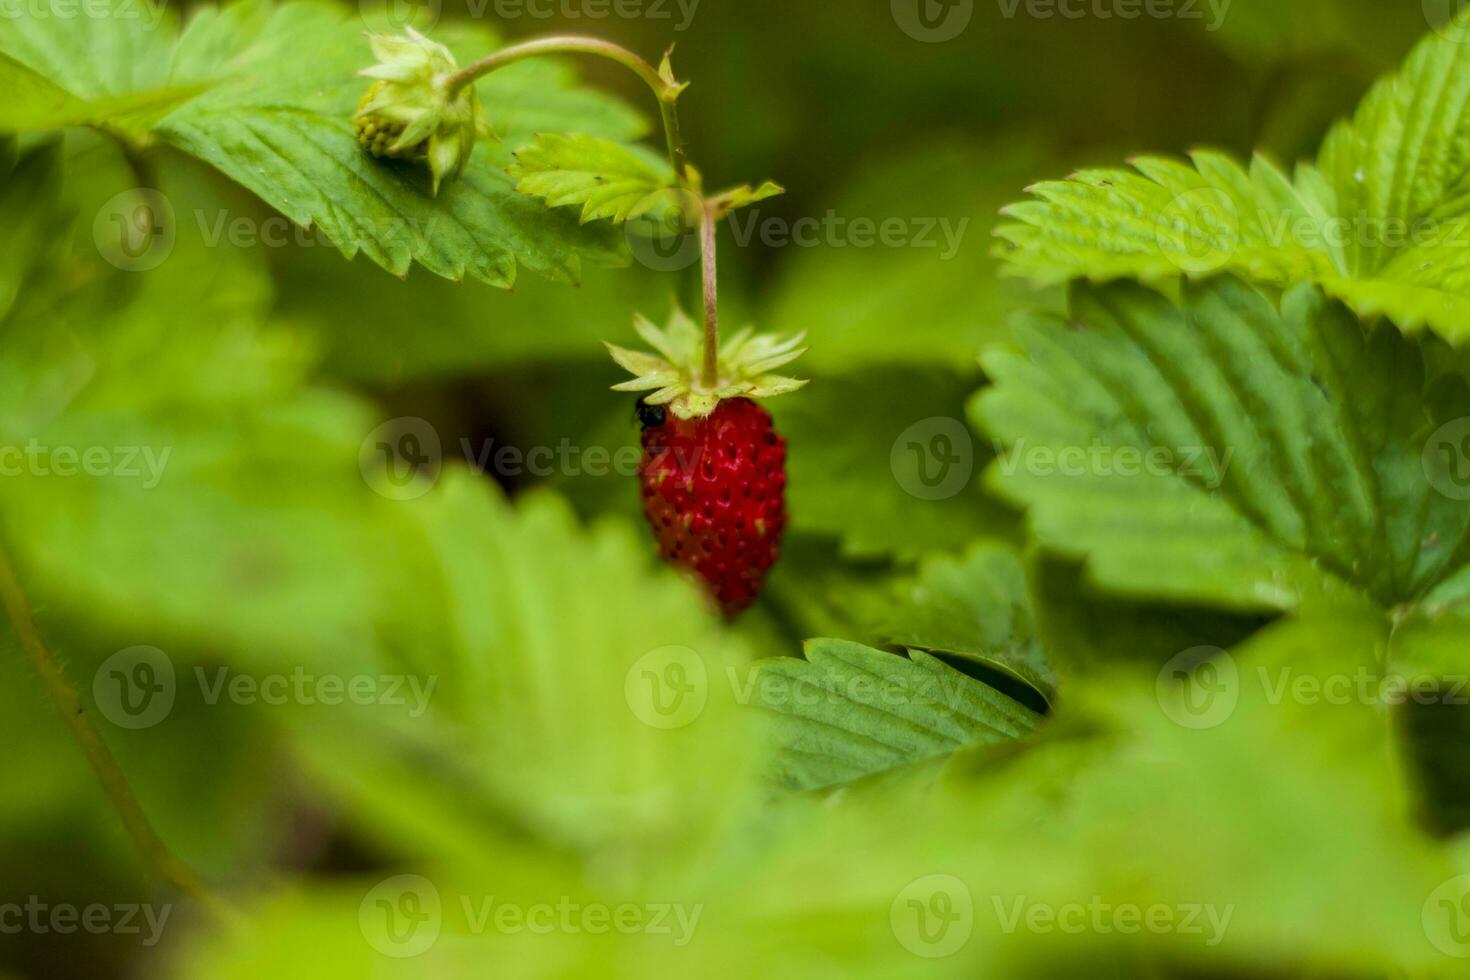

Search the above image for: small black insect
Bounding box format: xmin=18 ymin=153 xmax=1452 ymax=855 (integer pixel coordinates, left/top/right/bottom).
xmin=636 ymin=399 xmax=667 ymax=429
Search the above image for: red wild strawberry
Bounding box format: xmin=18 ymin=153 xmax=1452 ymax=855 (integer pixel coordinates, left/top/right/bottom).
xmin=606 ymin=308 xmax=808 ymax=617
xmin=637 ymin=398 xmax=787 ymax=615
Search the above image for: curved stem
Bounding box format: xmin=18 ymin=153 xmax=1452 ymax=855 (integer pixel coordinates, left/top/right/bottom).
xmin=699 ymin=200 xmax=719 ymax=388
xmin=446 ymin=35 xmax=689 ymax=180
xmin=449 ymin=36 xmax=722 ymax=377
xmin=0 ymin=544 xmax=212 ymax=904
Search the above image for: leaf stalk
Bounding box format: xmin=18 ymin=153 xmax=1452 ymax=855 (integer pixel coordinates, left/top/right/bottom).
xmin=0 ymin=543 xmax=215 ymax=906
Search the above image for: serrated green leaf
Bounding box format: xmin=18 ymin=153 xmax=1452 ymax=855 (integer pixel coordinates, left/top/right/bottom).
xmin=997 ymin=150 xmax=1337 ymax=288
xmin=0 ymin=52 xmax=199 ymax=133
xmin=0 ymin=0 xmax=647 ymax=287
xmin=874 ymin=542 xmax=1058 ymax=703
xmin=344 ymin=474 xmax=762 ymax=857
xmin=997 ymin=8 xmax=1470 ymax=346
xmin=509 ymin=132 xmax=676 ymax=224
xmin=172 ymin=608 xmax=1459 ymax=979
xmin=158 ymin=10 xmax=639 ymax=286
xmin=751 ymin=638 xmax=1040 ymax=792
xmin=0 ymin=0 xmax=176 ymax=102
xmin=972 ymin=276 xmax=1470 ymax=615
xmin=0 ymin=152 xmax=434 ymax=672
xmin=0 ymin=0 xmax=219 ymax=136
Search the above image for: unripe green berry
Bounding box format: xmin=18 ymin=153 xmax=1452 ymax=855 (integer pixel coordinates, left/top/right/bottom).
xmin=354 ymin=83 xmax=425 ymax=160
xmin=353 ymin=28 xmax=486 ymax=194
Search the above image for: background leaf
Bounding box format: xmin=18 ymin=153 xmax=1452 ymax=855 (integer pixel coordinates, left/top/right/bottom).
xmin=0 ymin=1 xmax=649 ymax=287
xmin=996 ymin=7 xmax=1470 ymax=345
xmin=869 ymin=542 xmax=1057 ymax=703
xmin=973 ymin=276 xmax=1470 ymax=614
xmin=751 ymin=639 xmax=1040 ymax=792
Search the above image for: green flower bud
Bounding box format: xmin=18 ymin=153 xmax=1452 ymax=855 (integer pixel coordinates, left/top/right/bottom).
xmin=353 ymin=27 xmax=487 ymax=196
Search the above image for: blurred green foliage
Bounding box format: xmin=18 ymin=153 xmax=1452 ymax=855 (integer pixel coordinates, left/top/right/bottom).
xmin=1 ymin=1 xmax=1469 ymax=978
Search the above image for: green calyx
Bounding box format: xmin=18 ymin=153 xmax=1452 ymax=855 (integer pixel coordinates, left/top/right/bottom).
xmin=606 ymin=307 xmax=808 ymax=419
xmin=353 ymin=28 xmax=488 ymax=195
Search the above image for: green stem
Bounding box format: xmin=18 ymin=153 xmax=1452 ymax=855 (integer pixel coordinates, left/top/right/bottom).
xmin=446 ymin=35 xmax=689 ymax=180
xmin=447 ymin=35 xmax=721 ymax=379
xmin=0 ymin=544 xmax=213 ymax=904
xmin=699 ymin=200 xmax=719 ymax=388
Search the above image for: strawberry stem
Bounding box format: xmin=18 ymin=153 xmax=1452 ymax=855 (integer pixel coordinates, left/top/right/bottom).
xmin=448 ymin=35 xmax=727 ymax=387
xmin=446 ymin=35 xmax=690 ymax=181
xmin=700 ymin=200 xmax=720 ymax=388
xmin=448 ymin=37 xmax=746 ymax=394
